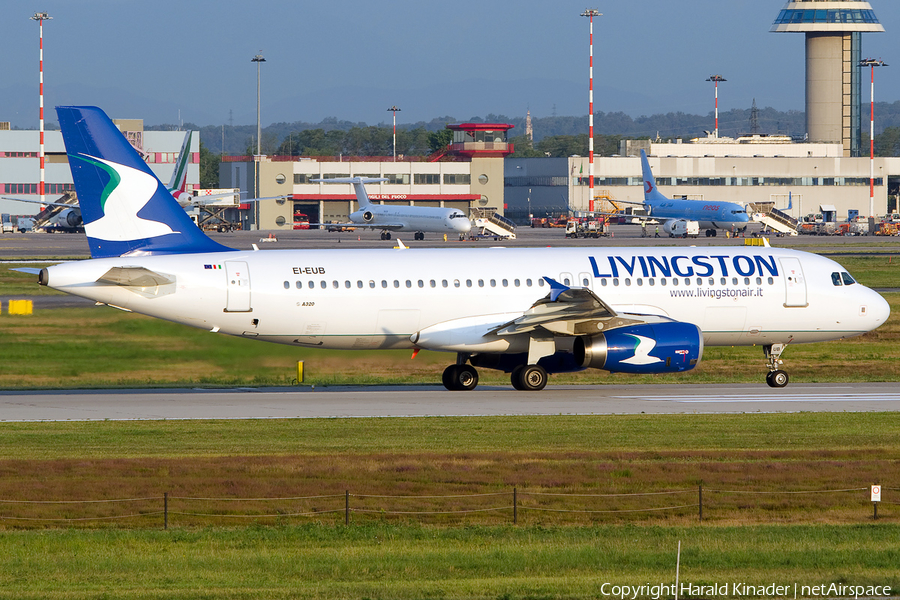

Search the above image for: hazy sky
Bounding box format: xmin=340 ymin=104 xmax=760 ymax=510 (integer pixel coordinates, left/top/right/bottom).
xmin=2 ymin=0 xmax=898 ymax=127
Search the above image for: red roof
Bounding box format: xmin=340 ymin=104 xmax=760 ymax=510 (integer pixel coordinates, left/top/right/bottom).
xmin=446 ymin=123 xmax=514 ymax=131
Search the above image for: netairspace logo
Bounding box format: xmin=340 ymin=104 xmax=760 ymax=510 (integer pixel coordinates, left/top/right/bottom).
xmin=598 ymin=582 xmax=893 ymax=599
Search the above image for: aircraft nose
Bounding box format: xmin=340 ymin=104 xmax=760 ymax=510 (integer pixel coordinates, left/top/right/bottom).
xmin=866 ymin=289 xmax=891 ymax=330
xmin=456 ymin=219 xmax=472 ymax=233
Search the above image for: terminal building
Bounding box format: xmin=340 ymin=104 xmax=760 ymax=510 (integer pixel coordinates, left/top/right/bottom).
xmin=219 ymin=123 xmax=513 ymax=231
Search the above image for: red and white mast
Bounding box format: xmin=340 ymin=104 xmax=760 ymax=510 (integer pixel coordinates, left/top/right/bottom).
xmin=860 ymin=59 xmax=887 ymax=218
xmin=581 ymin=9 xmax=601 ymax=213
xmin=706 ymin=75 xmax=726 ymax=139
xmin=31 ymin=12 xmax=52 ymax=207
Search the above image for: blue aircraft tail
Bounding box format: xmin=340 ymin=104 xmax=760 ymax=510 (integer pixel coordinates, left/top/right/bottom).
xmin=56 ymin=106 xmax=230 ymax=258
xmin=640 ymin=149 xmax=670 ymax=204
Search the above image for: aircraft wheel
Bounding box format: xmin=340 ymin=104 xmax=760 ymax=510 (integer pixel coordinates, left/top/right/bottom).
xmin=455 ymin=365 xmax=479 ymax=391
xmin=385 ymin=232 xmax=391 ymax=240
xmin=510 ymin=365 xmax=526 ymax=390
xmin=442 ymin=365 xmax=460 ymax=390
xmin=515 ymin=364 xmax=548 ymax=391
xmin=766 ymin=370 xmax=789 ymax=388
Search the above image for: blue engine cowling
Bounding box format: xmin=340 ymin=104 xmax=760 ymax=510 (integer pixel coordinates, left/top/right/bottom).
xmin=573 ymin=322 xmax=703 ymax=374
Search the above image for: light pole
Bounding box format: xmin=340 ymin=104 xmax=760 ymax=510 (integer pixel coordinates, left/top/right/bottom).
xmin=387 ymin=106 xmax=401 ymax=161
xmin=706 ymin=75 xmax=726 ymax=139
xmin=251 ymin=53 xmax=265 ymax=229
xmin=860 ymin=58 xmax=887 ymax=218
xmin=581 ymin=9 xmax=601 ymax=214
xmin=31 ymin=12 xmax=51 ymax=207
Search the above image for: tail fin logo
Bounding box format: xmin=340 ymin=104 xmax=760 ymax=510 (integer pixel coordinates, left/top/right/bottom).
xmin=72 ymin=153 xmax=179 ymax=242
xmin=645 ymin=181 xmax=654 ymax=195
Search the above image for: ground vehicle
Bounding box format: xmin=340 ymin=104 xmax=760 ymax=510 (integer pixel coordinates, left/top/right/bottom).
xmin=564 ymin=219 xmax=605 ymax=238
xmin=293 ymin=213 xmax=310 ymax=230
xmin=1 ymin=214 xmax=14 ymax=233
xmin=16 ymin=217 xmax=35 ymax=233
xmin=668 ymin=219 xmax=699 ymax=238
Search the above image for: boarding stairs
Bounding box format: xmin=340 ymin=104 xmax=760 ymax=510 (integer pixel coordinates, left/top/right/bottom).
xmin=32 ymin=191 xmax=79 ymax=230
xmin=748 ymin=202 xmax=798 ymax=236
xmin=470 ymin=209 xmax=517 ymax=239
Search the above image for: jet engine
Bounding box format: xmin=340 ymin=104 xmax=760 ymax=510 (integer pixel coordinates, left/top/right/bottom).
xmin=362 ymin=210 xmax=375 ymax=223
xmin=662 ymin=219 xmax=686 ymax=236
xmin=57 ymin=208 xmax=83 ymax=228
xmin=573 ymin=322 xmax=703 ymax=374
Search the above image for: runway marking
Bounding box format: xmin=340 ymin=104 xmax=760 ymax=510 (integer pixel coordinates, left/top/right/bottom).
xmin=612 ymin=393 xmax=900 ymax=403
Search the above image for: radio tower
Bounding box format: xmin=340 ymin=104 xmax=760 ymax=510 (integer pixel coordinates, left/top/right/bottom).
xmin=31 ymin=12 xmax=51 ymax=207
xmin=581 ymin=8 xmax=601 ymax=213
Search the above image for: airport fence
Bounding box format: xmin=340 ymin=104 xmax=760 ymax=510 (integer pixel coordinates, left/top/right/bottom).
xmin=0 ymin=485 xmax=894 ymax=529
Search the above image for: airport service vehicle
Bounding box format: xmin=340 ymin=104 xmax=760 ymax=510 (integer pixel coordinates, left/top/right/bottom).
xmin=19 ymin=107 xmax=891 ymax=392
xmin=312 ymin=177 xmax=471 ymax=241
xmin=636 ymin=150 xmax=750 ymax=238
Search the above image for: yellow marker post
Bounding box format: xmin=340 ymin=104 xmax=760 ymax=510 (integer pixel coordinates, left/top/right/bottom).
xmin=296 ymin=361 xmax=304 ymax=384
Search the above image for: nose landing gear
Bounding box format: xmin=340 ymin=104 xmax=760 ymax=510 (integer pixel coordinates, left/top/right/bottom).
xmin=764 ymin=343 xmax=789 ymax=388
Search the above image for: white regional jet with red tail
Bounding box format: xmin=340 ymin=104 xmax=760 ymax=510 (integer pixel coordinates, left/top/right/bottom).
xmin=18 ymin=106 xmax=890 ymax=391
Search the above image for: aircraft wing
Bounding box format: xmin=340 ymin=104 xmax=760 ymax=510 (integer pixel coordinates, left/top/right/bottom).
xmin=1 ymin=196 xmax=77 ymax=208
xmin=312 ymin=222 xmax=406 ymax=231
xmin=490 ymin=277 xmax=659 ymax=337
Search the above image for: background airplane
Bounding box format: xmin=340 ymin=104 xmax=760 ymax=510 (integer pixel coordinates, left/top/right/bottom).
xmin=312 ymin=177 xmax=472 ymax=240
xmin=18 ymin=106 xmax=890 ymax=394
xmin=632 ymin=149 xmax=751 ymax=238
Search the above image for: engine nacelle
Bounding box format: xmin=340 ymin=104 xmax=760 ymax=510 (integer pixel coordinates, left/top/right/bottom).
xmin=573 ymin=322 xmax=703 ymax=374
xmin=59 ymin=208 xmax=82 ymax=228
xmin=362 ymin=210 xmax=375 ymax=223
xmin=662 ymin=219 xmax=684 ymax=235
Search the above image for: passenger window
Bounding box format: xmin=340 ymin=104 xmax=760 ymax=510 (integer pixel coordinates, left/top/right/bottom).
xmin=308 ymin=281 xmax=314 ymax=289
xmin=732 ymin=278 xmax=738 ymax=285
xmin=430 ymin=280 xmax=436 ymax=288
xmin=637 ymin=278 xmax=643 ymax=286
xmin=514 ymin=279 xmax=520 ymax=287
xmin=625 ymin=278 xmax=631 ymax=286
xmin=648 ymin=279 xmax=655 ymax=286
xmin=357 ymin=281 xmax=363 ymax=289
xmin=563 ymin=278 xmax=570 ymax=285
xmin=526 ymin=279 xmax=533 ymax=286
xmin=502 ymin=279 xmax=508 ymax=287
xmin=490 ymin=279 xmax=496 ymax=287
xmin=454 ymin=279 xmax=460 ymax=288
xmin=418 ymin=280 xmax=424 ymax=288
xmin=344 ymin=281 xmax=351 ymax=289
xmin=669 ymin=278 xmax=675 ymax=286
xmin=842 ymin=272 xmax=856 ymax=285
xmin=369 ymin=280 xmax=376 ymax=288
xmin=613 ymin=278 xmax=619 ymax=287
xmin=538 ymin=279 xmax=545 ymax=287
xmin=393 ymin=280 xmax=400 ymax=288
xmin=381 ymin=280 xmax=388 ymax=288
xmin=744 ymin=278 xmax=750 ymax=285
xmin=442 ymin=280 xmax=448 ymax=288
xmin=406 ymin=280 xmax=412 ymax=288
xmin=756 ymin=277 xmax=762 ymax=285
xmin=720 ymin=278 xmax=726 ymax=286
xmin=283 ymin=281 xmax=290 ymax=289
xmin=466 ymin=280 xmax=473 ymax=287
xmin=296 ymin=281 xmax=302 ymax=289
xmin=478 ymin=280 xmax=484 ymax=287
xmin=582 ymin=278 xmax=589 ymax=286
xmin=601 ymin=279 xmax=608 ymax=287
xmin=320 ymin=281 xmax=327 ymax=289
xmin=768 ymin=277 xmax=774 ymax=285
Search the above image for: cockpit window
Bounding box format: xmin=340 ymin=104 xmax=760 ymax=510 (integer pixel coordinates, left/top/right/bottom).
xmin=831 ymin=272 xmax=842 ymax=286
xmin=841 ymin=272 xmax=856 ymax=285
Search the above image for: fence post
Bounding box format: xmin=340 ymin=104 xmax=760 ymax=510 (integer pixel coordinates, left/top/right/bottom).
xmin=164 ymin=492 xmax=168 ymax=530
xmin=513 ymin=487 xmax=517 ymax=525
xmin=345 ymin=490 xmax=350 ymax=526
xmin=698 ymin=484 xmax=703 ymax=522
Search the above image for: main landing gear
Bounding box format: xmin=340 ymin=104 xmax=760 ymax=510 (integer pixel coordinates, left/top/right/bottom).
xmin=764 ymin=343 xmax=789 ymax=388
xmin=441 ymin=359 xmax=549 ymax=392
xmin=413 ymin=232 xmax=426 ymax=240
xmin=379 ymin=231 xmax=392 ymax=240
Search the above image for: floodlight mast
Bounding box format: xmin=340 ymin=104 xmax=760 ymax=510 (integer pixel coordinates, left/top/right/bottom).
xmin=31 ymin=12 xmax=52 ymax=207
xmin=706 ymin=75 xmax=726 ymax=139
xmin=859 ymin=58 xmax=887 ymax=218
xmin=387 ymin=106 xmax=401 ymax=161
xmin=581 ymin=9 xmax=601 ymax=213
xmin=251 ymin=53 xmax=266 ymax=230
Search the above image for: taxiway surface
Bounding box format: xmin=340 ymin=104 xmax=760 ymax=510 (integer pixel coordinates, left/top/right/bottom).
xmin=1 ymin=383 xmax=898 ymax=421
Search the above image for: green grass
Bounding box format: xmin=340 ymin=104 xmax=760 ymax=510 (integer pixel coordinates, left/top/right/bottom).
xmin=0 ymin=524 xmax=897 ymax=599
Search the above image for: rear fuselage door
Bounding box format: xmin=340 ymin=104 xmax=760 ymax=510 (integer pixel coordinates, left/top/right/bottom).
xmin=225 ymin=260 xmax=251 ymax=312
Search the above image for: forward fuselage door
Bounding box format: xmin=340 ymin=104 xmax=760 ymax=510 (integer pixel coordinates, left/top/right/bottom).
xmin=225 ymin=260 xmax=251 ymax=312
xmin=779 ymin=257 xmax=807 ymax=307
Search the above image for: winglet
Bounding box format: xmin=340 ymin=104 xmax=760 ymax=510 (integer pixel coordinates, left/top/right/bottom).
xmin=543 ymin=277 xmax=568 ymax=302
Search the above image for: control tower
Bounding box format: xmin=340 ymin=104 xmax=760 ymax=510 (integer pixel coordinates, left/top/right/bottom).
xmin=771 ymin=1 xmax=884 ymax=156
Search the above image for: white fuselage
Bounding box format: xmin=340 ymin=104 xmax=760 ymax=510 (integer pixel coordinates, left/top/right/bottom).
xmin=43 ymin=246 xmax=889 ymax=355
xmin=349 ymin=205 xmax=471 ymax=234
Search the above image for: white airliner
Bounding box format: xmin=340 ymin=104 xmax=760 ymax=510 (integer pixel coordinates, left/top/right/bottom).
xmin=313 ymin=177 xmax=472 ymax=240
xmin=21 ymin=107 xmax=891 ymax=392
